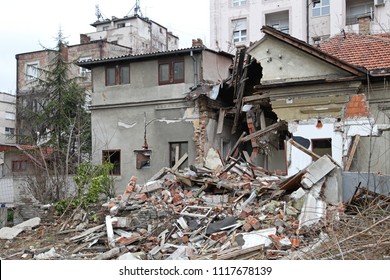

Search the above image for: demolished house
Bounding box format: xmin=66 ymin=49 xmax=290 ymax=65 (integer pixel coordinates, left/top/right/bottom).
xmin=2 ymin=28 xmax=389 ymax=260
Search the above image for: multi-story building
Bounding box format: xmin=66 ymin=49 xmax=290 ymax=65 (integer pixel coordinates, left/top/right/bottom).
xmin=210 ymin=0 xmax=390 ymax=52
xmin=77 ymin=43 xmax=233 ymax=191
xmin=82 ymin=14 xmax=179 ymax=54
xmin=0 ymin=92 xmax=16 ymax=145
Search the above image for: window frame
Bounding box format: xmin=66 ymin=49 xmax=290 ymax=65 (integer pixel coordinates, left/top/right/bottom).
xmin=232 ymin=0 xmax=247 ymax=7
xmin=5 ymin=111 xmax=16 ymax=121
xmin=158 ymin=58 xmax=185 ymax=85
xmin=5 ymin=127 xmax=15 ymax=135
xmin=312 ymin=0 xmax=330 ymax=17
xmin=12 ymin=160 xmax=28 ymax=172
xmin=25 ymin=62 xmax=40 ymax=81
xmin=232 ymin=18 xmax=248 ymax=43
xmin=105 ymin=64 xmax=130 ymax=86
xmin=102 ymin=150 xmax=121 ymax=176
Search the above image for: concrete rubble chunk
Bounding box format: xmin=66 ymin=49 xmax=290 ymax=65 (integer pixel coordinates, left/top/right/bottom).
xmin=14 ymin=217 xmax=41 ymax=230
xmin=0 ymin=217 xmax=41 ymax=240
xmin=235 ymin=228 xmax=276 ymax=249
xmin=301 ymin=156 xmax=336 ymax=189
xmin=0 ymin=227 xmax=24 ymax=240
xmin=34 ymin=248 xmax=62 ymax=260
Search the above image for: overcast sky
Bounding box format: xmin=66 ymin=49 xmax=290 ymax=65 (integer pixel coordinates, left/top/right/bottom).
xmin=0 ymin=0 xmax=210 ymax=94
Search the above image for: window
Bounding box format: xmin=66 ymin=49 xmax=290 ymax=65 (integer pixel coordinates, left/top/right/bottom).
xmin=312 ymin=138 xmax=332 ymax=158
xmin=232 ymin=18 xmax=247 ymax=43
xmin=232 ymin=0 xmax=247 ymax=7
xmin=158 ymin=59 xmax=184 ymax=85
xmin=105 ymin=65 xmax=130 ymax=86
xmin=12 ymin=161 xmax=28 ymax=172
xmin=346 ymin=2 xmax=374 ymax=25
xmin=102 ymin=150 xmax=121 ymax=175
xmin=312 ymin=0 xmax=330 ymax=17
xmin=103 ymin=25 xmax=109 ymax=31
xmin=25 ymin=62 xmax=39 ymax=80
xmin=266 ymin=11 xmax=289 ymax=34
xmin=79 ymin=56 xmax=92 ymax=78
xmin=5 ymin=112 xmax=15 ymax=120
xmin=117 ymin=23 xmax=125 ymax=28
xmin=169 ymin=142 xmax=188 ymax=169
xmin=5 ymin=127 xmax=15 ymax=135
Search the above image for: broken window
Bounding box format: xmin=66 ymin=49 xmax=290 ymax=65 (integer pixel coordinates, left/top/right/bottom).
xmin=102 ymin=150 xmax=121 ymax=175
xmin=25 ymin=62 xmax=39 ymax=80
xmin=105 ymin=65 xmax=130 ymax=86
xmin=232 ymin=18 xmax=247 ymax=43
xmin=312 ymin=0 xmax=330 ymax=17
xmin=158 ymin=59 xmax=184 ymax=85
xmin=169 ymin=142 xmax=188 ymax=168
xmin=79 ymin=56 xmax=92 ymax=78
xmin=312 ymin=138 xmax=332 ymax=158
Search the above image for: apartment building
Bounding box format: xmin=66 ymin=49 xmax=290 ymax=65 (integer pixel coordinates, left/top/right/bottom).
xmin=210 ymin=0 xmax=390 ymax=52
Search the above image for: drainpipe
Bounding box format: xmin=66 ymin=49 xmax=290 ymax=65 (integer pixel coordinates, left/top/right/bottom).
xmin=190 ymin=50 xmax=199 ymax=87
xmin=306 ymin=0 xmax=310 ymax=43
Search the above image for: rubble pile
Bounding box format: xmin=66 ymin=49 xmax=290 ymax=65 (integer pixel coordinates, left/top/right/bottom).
xmin=1 ymin=155 xmax=389 ymax=260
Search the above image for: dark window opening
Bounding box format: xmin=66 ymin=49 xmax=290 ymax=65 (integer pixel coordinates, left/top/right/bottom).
xmin=102 ymin=150 xmax=121 ymax=175
xmin=158 ymin=59 xmax=184 ymax=85
xmin=312 ymin=138 xmax=332 ymax=158
xmin=169 ymin=142 xmax=188 ymax=168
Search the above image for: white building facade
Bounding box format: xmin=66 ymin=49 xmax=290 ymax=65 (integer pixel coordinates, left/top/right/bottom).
xmin=210 ymin=0 xmax=390 ymax=52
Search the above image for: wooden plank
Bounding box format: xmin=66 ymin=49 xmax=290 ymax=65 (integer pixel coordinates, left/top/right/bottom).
xmin=288 ymin=139 xmax=321 ymax=160
xmin=242 ymin=93 xmax=270 ymax=103
xmin=172 ymin=153 xmax=188 ymax=172
xmin=217 ymin=108 xmax=225 ymax=135
xmin=242 ymin=121 xmax=287 ymax=142
xmin=225 ymin=131 xmax=247 ymax=161
xmin=345 ymin=134 xmax=361 ymax=171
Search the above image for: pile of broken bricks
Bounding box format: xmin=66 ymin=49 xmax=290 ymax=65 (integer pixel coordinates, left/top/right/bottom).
xmin=66 ymin=153 xmax=344 ymax=260
xmin=0 ymin=153 xmax=347 ymax=260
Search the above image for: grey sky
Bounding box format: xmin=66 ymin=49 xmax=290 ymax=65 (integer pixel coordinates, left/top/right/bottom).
xmin=0 ymin=0 xmax=210 ymax=94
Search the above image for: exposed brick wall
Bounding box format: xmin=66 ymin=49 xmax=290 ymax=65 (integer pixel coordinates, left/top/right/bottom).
xmin=345 ymin=94 xmax=369 ymax=118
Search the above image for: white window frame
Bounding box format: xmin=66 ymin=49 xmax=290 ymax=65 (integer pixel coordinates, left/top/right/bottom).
xmin=232 ymin=18 xmax=247 ymax=43
xmin=25 ymin=62 xmax=40 ymax=80
xmin=5 ymin=111 xmax=16 ymax=121
xmin=312 ymin=0 xmax=330 ymax=17
xmin=5 ymin=127 xmax=15 ymax=135
xmin=232 ymin=0 xmax=247 ymax=7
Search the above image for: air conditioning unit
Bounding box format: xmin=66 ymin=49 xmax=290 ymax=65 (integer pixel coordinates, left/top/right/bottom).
xmin=375 ymin=0 xmax=385 ymax=7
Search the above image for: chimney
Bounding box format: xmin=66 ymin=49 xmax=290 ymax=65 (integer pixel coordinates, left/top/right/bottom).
xmin=358 ymin=15 xmax=371 ymax=35
xmin=192 ymin=38 xmax=204 ymax=47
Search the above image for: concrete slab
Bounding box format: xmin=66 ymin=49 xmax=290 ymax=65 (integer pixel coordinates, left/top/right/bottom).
xmin=0 ymin=227 xmax=24 ymax=240
xmin=14 ymin=217 xmax=41 ymax=230
xmin=301 ymin=156 xmax=336 ymax=189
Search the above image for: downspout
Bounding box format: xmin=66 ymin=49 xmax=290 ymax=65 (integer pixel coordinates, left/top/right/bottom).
xmin=190 ymin=50 xmax=199 ymax=86
xmin=306 ymin=0 xmax=310 ymax=43
xmin=15 ymin=54 xmax=20 ymax=143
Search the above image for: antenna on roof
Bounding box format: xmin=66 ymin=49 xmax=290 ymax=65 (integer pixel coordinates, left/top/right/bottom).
xmin=127 ymin=0 xmax=143 ymax=17
xmin=95 ymin=5 xmax=103 ymax=21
